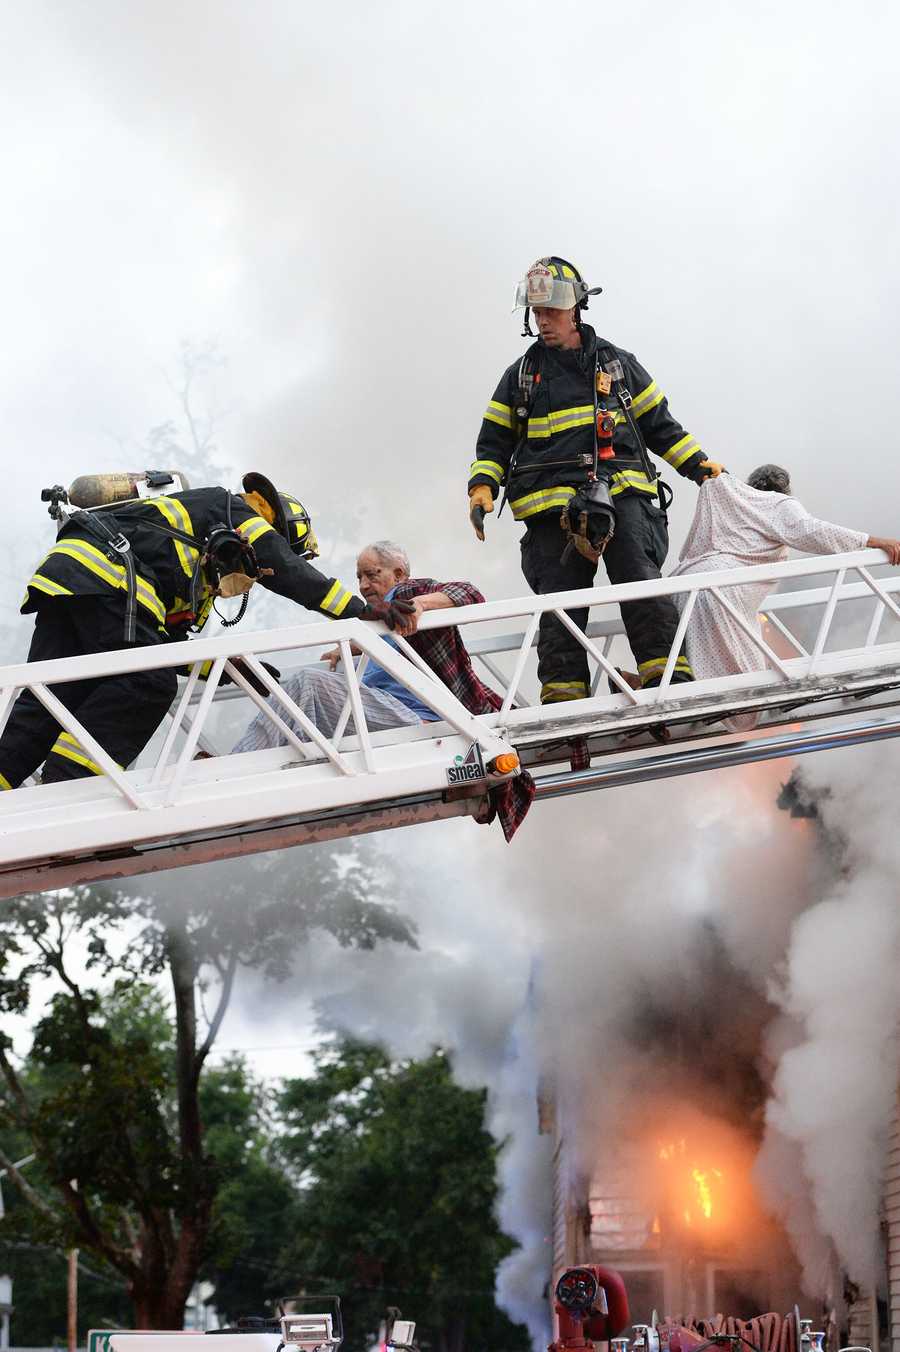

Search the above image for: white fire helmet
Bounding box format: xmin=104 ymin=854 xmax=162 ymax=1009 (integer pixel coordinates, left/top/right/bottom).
xmin=513 ymin=256 xmax=602 ymax=312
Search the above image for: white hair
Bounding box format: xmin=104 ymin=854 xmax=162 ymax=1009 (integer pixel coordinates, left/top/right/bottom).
xmin=362 ymin=540 xmax=411 ymax=576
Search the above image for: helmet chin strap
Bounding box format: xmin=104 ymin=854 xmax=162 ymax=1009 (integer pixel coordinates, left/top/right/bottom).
xmin=521 ymin=304 xmax=534 ymax=337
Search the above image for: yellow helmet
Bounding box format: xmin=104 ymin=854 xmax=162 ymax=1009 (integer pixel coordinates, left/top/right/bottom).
xmin=242 ymin=472 xmax=319 ymax=559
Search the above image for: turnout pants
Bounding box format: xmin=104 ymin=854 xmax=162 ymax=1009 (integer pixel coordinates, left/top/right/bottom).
xmin=0 ymin=597 xmax=177 ymax=789
xmin=520 ymin=494 xmax=692 ymax=703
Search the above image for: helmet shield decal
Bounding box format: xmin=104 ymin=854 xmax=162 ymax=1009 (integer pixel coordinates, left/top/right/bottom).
xmin=525 ymin=262 xmax=555 ymax=306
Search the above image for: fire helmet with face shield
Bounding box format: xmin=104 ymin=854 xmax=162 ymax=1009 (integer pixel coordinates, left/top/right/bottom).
xmin=514 ymin=256 xmax=602 ymax=310
xmin=514 ymin=256 xmax=602 ymax=335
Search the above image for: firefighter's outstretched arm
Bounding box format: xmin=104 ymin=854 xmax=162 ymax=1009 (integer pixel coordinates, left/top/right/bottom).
xmin=467 ymin=367 xmax=518 ymax=539
xmin=251 ymin=527 xmax=415 ymax=631
xmin=625 ymin=355 xmax=723 ymax=484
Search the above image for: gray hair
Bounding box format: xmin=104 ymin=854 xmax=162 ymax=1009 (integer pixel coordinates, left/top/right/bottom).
xmin=747 ymin=463 xmax=791 ymax=495
xmin=362 ymin=539 xmax=411 ymax=576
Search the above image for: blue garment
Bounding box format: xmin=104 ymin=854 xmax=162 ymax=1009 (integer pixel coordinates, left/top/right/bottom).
xmin=360 ymin=588 xmax=440 ymax=721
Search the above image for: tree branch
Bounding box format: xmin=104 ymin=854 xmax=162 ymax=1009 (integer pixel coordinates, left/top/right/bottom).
xmin=195 ymin=946 xmax=239 ymax=1072
xmin=0 ymin=1045 xmax=31 ymax=1126
xmin=59 ymin=1179 xmax=141 ymax=1282
xmin=0 ymin=1146 xmax=59 ymax=1223
xmin=119 ymin=1207 xmax=141 ymax=1262
xmin=37 ymin=918 xmax=94 ymax=1037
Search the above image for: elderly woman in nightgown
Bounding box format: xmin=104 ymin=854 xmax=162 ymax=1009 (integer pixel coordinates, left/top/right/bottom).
xmin=671 ymin=464 xmax=900 ymax=729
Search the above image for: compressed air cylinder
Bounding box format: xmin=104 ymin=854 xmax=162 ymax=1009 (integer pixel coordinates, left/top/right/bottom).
xmin=67 ymin=471 xmax=190 ymax=508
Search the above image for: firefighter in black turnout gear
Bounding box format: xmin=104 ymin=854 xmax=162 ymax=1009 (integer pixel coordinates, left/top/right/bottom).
xmin=468 ymin=257 xmax=722 ymax=702
xmin=0 ymin=473 xmax=413 ymax=790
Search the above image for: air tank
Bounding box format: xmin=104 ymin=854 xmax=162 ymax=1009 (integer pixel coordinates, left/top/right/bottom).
xmin=67 ymin=470 xmax=190 ymax=508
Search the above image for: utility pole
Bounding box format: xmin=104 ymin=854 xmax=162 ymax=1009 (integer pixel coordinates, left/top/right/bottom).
xmin=67 ymin=1248 xmax=78 ymax=1352
xmin=68 ymin=1180 xmax=78 ymax=1352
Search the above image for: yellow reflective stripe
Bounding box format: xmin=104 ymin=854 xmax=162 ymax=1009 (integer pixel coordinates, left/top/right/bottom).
xmin=661 ymin=434 xmax=701 ymax=469
xmin=541 ymin=680 xmax=589 ymax=703
xmin=510 ymin=486 xmax=576 ymax=520
xmin=526 ymin=415 xmax=551 ymax=439
xmin=237 ymin=515 xmax=274 ymax=546
xmin=469 ymin=459 xmax=505 ymax=484
xmin=147 ymin=497 xmax=197 ymax=579
xmin=29 ymin=573 xmax=73 ymax=598
xmin=43 ymin=542 xmax=166 ymax=624
xmin=320 ymin=580 xmax=353 ymax=617
xmin=0 ymin=771 xmax=12 ymax=791
xmin=321 ymin=580 xmax=341 ymax=610
xmin=638 ymin=656 xmax=692 ymax=675
xmin=195 ymin=595 xmax=215 ymax=629
xmin=49 ymin=731 xmax=122 ymax=777
xmin=52 ymin=743 xmax=102 ymax=774
xmin=46 ymin=540 xmax=121 ymax=585
xmin=611 ymin=469 xmax=656 ymax=483
xmin=548 ymin=404 xmax=594 ymax=433
xmin=609 ymin=471 xmax=658 ymax=497
xmin=168 ymin=595 xmax=190 ymax=617
xmin=484 ymin=400 xmax=513 ymax=430
xmin=527 ymin=404 xmax=595 ymax=440
xmin=632 ymin=381 xmax=664 ymax=418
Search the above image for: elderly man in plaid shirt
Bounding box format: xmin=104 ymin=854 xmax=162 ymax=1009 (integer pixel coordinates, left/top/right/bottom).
xmin=233 ymin=540 xmax=534 ymax=840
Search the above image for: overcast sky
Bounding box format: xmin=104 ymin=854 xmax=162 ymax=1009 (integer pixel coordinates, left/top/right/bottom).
xmin=4 ymin=2 xmax=900 ymax=1334
xmin=4 ymin=0 xmax=900 ymax=618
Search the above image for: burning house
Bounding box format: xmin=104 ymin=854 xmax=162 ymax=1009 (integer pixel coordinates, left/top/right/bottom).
xmin=534 ymin=758 xmax=900 ymax=1352
xmin=540 ymin=1092 xmax=808 ymax=1325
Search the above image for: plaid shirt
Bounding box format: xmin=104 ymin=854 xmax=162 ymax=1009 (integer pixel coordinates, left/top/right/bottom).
xmin=392 ymin=578 xmax=535 ymax=841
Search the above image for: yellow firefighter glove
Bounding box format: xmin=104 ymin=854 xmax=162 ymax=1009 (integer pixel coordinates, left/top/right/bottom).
xmin=468 ymin=485 xmax=494 ymax=541
xmin=699 ymin=459 xmax=724 ymax=477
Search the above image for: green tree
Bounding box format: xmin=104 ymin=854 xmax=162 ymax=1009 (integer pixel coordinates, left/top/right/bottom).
xmin=0 ymin=842 xmax=414 ymax=1329
xmin=0 ymin=1243 xmax=132 ymax=1346
xmin=276 ymin=1040 xmax=530 ymax=1352
xmin=198 ymin=1057 xmax=298 ymax=1323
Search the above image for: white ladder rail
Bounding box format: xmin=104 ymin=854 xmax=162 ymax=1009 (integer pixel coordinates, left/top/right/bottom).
xmin=5 ymin=693 xmax=900 ymax=901
xmin=2 ymin=548 xmax=900 ymax=895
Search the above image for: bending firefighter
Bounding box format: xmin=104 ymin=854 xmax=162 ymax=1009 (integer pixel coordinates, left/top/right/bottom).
xmin=0 ymin=472 xmax=412 ymax=789
xmin=468 ymin=256 xmax=722 ymax=701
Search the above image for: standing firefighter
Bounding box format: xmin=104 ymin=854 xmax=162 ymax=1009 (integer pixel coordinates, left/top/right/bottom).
xmin=0 ymin=472 xmax=413 ymax=789
xmin=468 ymin=256 xmax=722 ymax=702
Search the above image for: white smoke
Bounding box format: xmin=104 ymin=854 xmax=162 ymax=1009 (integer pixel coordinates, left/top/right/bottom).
xmin=757 ymin=738 xmax=900 ymax=1291
xmin=306 ymin=759 xmax=825 ymax=1343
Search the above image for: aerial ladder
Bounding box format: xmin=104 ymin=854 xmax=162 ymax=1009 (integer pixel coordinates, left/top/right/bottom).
xmin=2 ymin=547 xmax=900 ymax=898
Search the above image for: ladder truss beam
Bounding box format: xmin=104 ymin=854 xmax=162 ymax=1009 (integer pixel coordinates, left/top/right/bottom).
xmin=0 ymin=546 xmax=898 ymax=895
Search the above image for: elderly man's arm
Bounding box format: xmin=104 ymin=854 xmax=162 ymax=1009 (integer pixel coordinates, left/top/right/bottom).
xmin=320 ymin=580 xmax=483 ymax=668
xmin=393 ymin=578 xmax=485 ymax=622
